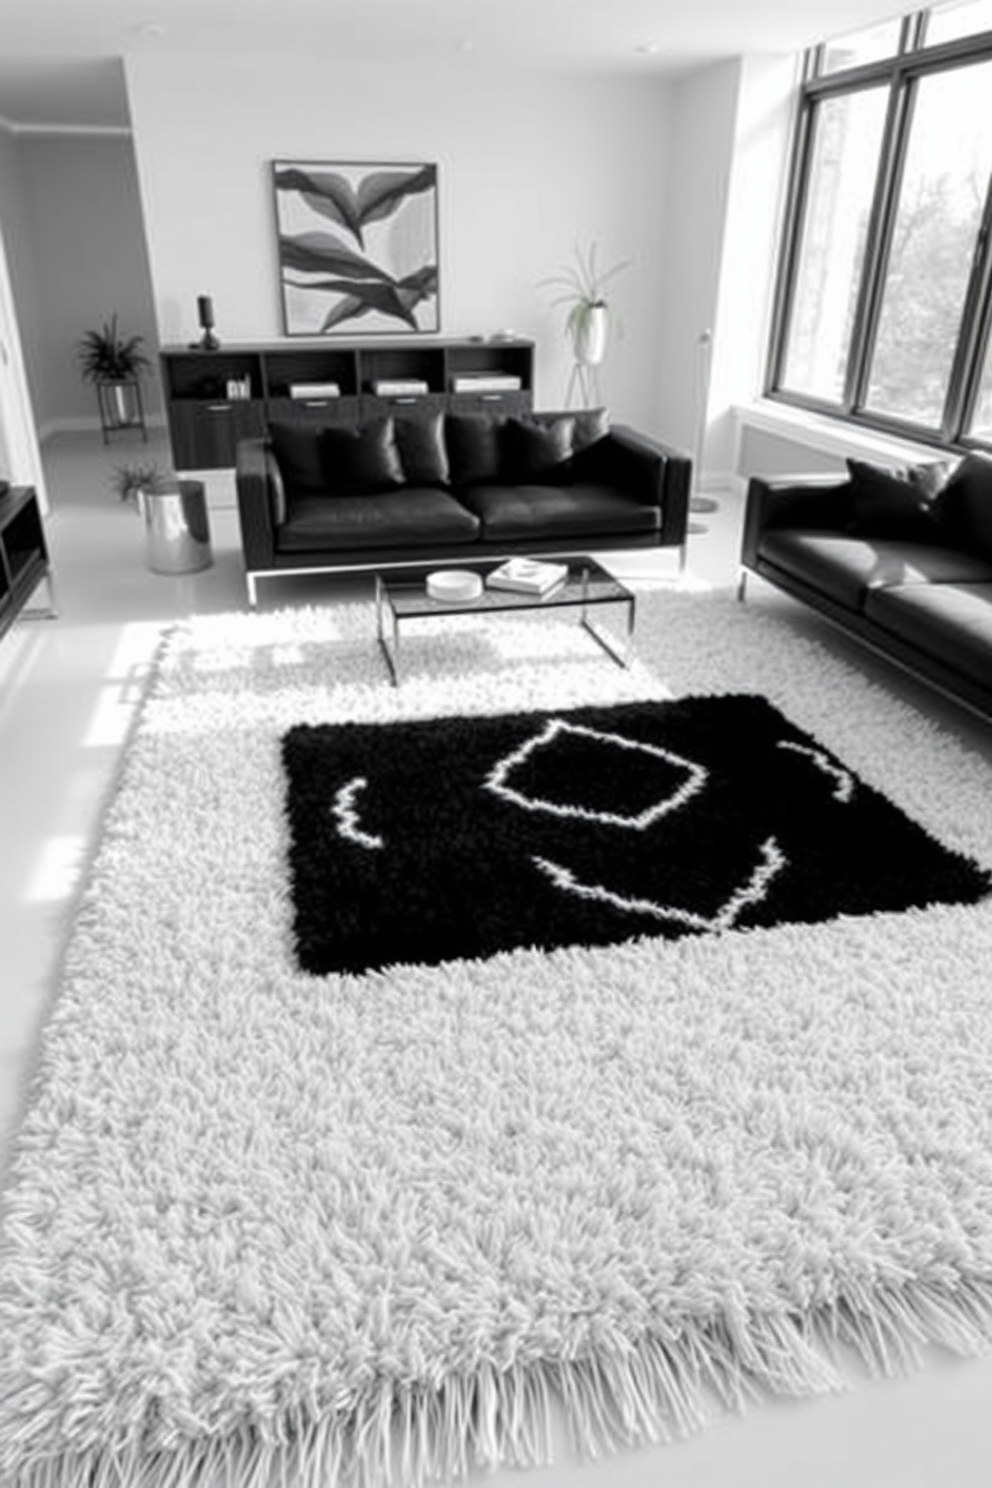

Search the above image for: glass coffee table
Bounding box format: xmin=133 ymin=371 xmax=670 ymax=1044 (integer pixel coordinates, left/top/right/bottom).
xmin=375 ymin=557 xmax=635 ymax=685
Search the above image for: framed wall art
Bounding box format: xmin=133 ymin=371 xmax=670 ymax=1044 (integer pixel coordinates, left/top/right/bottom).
xmin=271 ymin=160 xmax=440 ymax=337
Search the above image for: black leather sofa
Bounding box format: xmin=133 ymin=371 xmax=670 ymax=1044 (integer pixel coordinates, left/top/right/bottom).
xmin=738 ymin=454 xmax=992 ymax=720
xmin=235 ymin=409 xmax=691 ymax=607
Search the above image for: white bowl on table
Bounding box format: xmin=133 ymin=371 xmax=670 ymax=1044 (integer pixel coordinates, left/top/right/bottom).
xmin=426 ymin=570 xmax=483 ymax=603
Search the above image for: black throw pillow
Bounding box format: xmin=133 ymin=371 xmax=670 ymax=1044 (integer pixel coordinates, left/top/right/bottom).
xmin=321 ymin=418 xmax=404 ymax=496
xmin=445 ymin=414 xmax=504 ymax=486
xmin=563 ymin=407 xmax=613 ymax=480
xmin=935 ymin=453 xmax=992 ymax=562
xmin=845 ymin=458 xmax=945 ymax=541
xmin=269 ymin=421 xmax=326 ymax=497
xmin=500 ymin=416 xmax=575 ymax=482
xmin=571 ymin=407 xmax=611 ymax=450
xmin=394 ymin=413 xmax=450 ymax=487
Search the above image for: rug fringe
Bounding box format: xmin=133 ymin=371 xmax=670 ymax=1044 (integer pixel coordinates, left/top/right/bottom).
xmin=7 ymin=1276 xmax=992 ymax=1488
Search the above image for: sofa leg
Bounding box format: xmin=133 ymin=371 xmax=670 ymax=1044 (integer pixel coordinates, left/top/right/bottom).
xmin=247 ymin=572 xmax=258 ymax=609
xmin=736 ymin=569 xmax=747 ymax=602
xmin=678 ymin=542 xmax=688 ymax=577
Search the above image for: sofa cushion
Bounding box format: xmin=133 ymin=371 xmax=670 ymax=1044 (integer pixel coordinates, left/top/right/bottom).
xmin=936 ymin=452 xmax=992 ymax=561
xmin=572 ymin=407 xmax=611 ymax=450
xmin=457 ymin=481 xmax=660 ymax=542
xmin=395 ymin=413 xmax=450 ymax=487
xmin=846 ymin=459 xmax=946 ymax=541
xmin=758 ymin=530 xmax=992 ymax=611
xmin=763 ymin=481 xmax=856 ymax=531
xmin=864 ymin=582 xmax=992 ymax=687
xmin=527 ymin=408 xmax=611 ymax=479
xmin=446 ymin=413 xmax=504 ymax=486
xmin=269 ymin=421 xmax=326 ymax=497
xmin=500 ymin=416 xmax=575 ymax=482
xmin=321 ymin=417 xmax=404 ymax=496
xmin=277 ymin=488 xmax=480 ymax=553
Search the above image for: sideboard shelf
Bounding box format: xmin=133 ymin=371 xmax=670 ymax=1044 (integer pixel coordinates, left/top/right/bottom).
xmin=0 ymin=485 xmax=55 ymax=644
xmin=160 ymin=337 xmax=535 ymax=471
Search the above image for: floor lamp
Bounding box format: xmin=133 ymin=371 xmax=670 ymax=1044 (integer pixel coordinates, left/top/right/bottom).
xmin=689 ymin=328 xmax=718 ymax=535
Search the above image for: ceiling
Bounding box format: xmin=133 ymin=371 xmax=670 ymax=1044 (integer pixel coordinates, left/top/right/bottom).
xmin=0 ymin=0 xmax=909 ymax=132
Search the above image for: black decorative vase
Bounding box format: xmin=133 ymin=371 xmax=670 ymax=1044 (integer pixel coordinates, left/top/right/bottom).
xmin=197 ymin=295 xmax=220 ymax=351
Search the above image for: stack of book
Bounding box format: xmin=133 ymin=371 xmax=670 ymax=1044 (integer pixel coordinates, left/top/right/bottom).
xmin=372 ymin=378 xmax=429 ymax=396
xmin=289 ymin=381 xmax=341 ymax=398
xmin=450 ymin=372 xmax=523 ymax=394
xmin=486 ymin=558 xmax=569 ymax=595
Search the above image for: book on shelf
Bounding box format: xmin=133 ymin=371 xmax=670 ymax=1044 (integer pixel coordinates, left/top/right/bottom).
xmin=486 ymin=558 xmax=569 ymax=595
xmin=371 ymin=378 xmax=430 ymax=396
xmin=451 ymin=373 xmax=522 ymax=393
xmin=289 ymin=381 xmax=341 ymax=398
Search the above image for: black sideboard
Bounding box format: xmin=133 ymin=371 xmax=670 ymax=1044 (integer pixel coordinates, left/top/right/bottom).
xmin=0 ymin=485 xmax=54 ymax=643
xmin=160 ymin=337 xmax=535 ymax=471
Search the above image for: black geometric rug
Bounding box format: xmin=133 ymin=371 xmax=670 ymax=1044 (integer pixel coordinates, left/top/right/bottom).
xmin=282 ymin=694 xmax=991 ymax=974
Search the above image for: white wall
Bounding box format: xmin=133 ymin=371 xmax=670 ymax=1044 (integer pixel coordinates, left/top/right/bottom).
xmin=125 ymin=55 xmax=674 ymax=435
xmin=0 ymin=128 xmax=46 ymax=501
xmin=653 ymin=55 xmax=799 ymax=494
xmin=13 ymin=133 xmax=162 ymax=433
xmin=654 ymin=61 xmax=740 ymax=461
xmin=705 ymin=54 xmax=799 ymax=485
xmin=0 ymin=127 xmax=44 ymax=422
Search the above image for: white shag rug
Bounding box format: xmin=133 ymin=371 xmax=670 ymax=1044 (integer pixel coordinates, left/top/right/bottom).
xmin=3 ymin=589 xmax=992 ymax=1488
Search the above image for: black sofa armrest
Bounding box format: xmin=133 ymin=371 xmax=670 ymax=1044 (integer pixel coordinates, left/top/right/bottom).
xmin=741 ymin=474 xmax=853 ymax=569
xmin=235 ymin=438 xmax=284 ymax=570
xmin=601 ymin=425 xmax=692 ymax=547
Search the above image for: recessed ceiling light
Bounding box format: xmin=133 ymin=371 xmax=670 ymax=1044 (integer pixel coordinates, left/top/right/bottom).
xmin=635 ymin=42 xmax=658 ymax=55
xmin=458 ymin=39 xmax=477 ymax=53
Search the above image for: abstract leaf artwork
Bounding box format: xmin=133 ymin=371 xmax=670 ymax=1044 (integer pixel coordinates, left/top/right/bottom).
xmin=272 ymin=160 xmax=440 ymax=337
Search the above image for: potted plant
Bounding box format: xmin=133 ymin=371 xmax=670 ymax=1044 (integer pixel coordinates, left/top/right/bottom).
xmin=111 ymin=462 xmax=212 ymax=574
xmin=539 ymin=242 xmax=631 ymax=369
xmin=111 ymin=461 xmax=168 ymax=504
xmin=78 ymin=314 xmax=151 ymax=428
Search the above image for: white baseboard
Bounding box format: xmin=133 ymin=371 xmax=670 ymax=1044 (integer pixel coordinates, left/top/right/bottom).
xmin=697 ymin=472 xmax=747 ymax=502
xmin=38 ymin=414 xmax=168 ymax=442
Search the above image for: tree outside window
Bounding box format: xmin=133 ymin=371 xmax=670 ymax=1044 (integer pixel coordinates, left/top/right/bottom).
xmin=769 ymin=7 xmax=992 ymax=451
xmin=866 ymin=59 xmax=992 ymax=429
xmin=782 ymin=90 xmax=887 ymax=403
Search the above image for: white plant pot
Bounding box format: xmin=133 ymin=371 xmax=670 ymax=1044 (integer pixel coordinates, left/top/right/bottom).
xmin=100 ymin=379 xmax=139 ymax=427
xmin=112 ymin=384 xmax=131 ymax=423
xmin=573 ymin=303 xmax=609 ymax=367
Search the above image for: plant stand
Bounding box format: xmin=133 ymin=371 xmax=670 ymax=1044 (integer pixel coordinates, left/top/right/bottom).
xmin=689 ymin=329 xmax=717 ymax=534
xmin=96 ymin=379 xmax=148 ymax=445
xmin=564 ymin=362 xmax=602 ymax=410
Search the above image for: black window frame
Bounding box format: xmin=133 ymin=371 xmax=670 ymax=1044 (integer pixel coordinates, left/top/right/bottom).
xmin=766 ymin=10 xmax=992 ymax=454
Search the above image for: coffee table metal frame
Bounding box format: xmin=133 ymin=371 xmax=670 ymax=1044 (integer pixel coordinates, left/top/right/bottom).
xmin=375 ymin=558 xmax=635 ymax=686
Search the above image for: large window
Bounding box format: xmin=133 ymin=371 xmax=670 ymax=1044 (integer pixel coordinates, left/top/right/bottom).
xmin=768 ymin=4 xmax=992 ymax=451
xmin=780 ymin=89 xmax=889 ymax=402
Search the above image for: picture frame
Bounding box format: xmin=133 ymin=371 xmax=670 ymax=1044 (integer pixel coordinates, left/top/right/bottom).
xmin=271 ymin=160 xmax=440 ymax=338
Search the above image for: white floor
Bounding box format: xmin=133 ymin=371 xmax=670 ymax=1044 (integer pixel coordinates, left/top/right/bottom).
xmin=3 ymin=431 xmax=992 ymax=1487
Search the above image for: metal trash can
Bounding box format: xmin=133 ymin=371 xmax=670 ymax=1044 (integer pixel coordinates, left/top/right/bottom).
xmin=139 ymin=479 xmax=212 ymax=574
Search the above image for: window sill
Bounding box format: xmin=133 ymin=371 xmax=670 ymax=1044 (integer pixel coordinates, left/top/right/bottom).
xmin=733 ymin=399 xmax=953 ymax=470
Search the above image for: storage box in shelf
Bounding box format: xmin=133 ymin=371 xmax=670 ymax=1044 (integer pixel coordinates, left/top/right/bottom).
xmin=289 ymin=381 xmax=341 ymax=398
xmin=371 ymin=378 xmax=430 ymax=396
xmin=450 ymin=374 xmax=522 ymax=393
